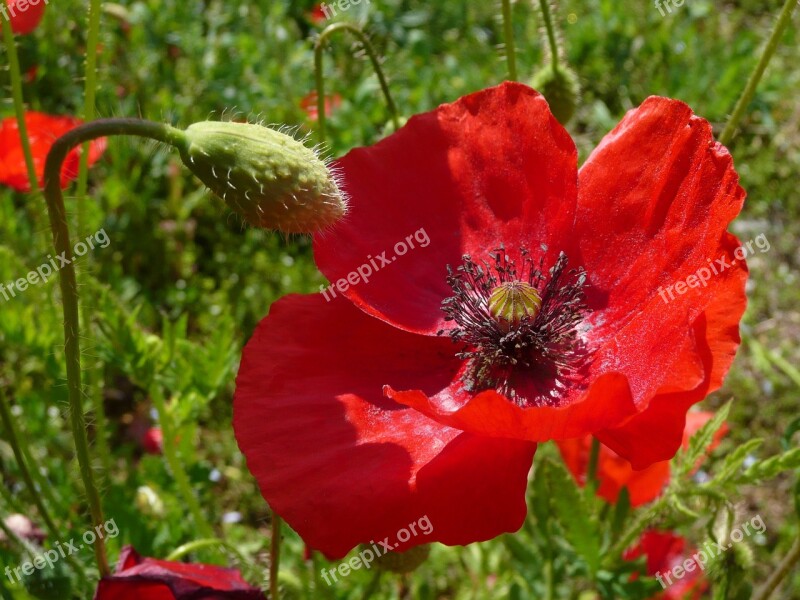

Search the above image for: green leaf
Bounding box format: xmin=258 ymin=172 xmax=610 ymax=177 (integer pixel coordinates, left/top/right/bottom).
xmin=675 ymin=401 xmax=731 ymax=477
xmin=543 ymin=458 xmax=602 ymax=575
xmin=712 ymin=438 xmax=763 ymax=484
xmin=783 ymin=416 xmax=800 ymax=451
xmin=740 ymin=447 xmax=800 ymax=483
xmin=610 ymin=486 xmax=631 ymax=543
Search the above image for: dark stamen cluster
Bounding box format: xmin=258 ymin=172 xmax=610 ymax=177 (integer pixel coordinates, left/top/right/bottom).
xmin=439 ymin=246 xmax=590 ymax=407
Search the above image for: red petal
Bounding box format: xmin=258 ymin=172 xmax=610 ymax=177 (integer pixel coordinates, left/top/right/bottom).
xmin=314 ymin=82 xmax=578 ymax=335
xmin=94 ymin=546 xmax=263 ymax=599
xmin=575 ymin=98 xmax=746 ymax=468
xmin=387 ymin=370 xmax=636 ymax=442
xmin=626 ymin=531 xmax=707 ymax=600
xmin=556 ymin=437 xmax=670 ymax=507
xmin=0 ymin=112 xmax=106 ymax=192
xmin=233 ymin=294 xmax=536 ymax=558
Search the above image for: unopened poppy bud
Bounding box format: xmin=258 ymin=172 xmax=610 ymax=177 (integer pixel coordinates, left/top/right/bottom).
xmin=372 ymin=544 xmax=430 ymax=574
xmin=488 ymin=281 xmax=542 ymax=330
xmin=531 ymin=65 xmax=580 ymax=124
xmin=177 ymin=121 xmax=346 ymax=234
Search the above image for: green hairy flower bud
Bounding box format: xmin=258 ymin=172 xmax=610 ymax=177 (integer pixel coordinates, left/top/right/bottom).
xmin=177 ymin=121 xmax=347 ymax=234
xmin=531 ymin=65 xmax=580 ymax=125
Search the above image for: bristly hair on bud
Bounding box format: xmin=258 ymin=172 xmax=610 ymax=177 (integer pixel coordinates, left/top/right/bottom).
xmin=530 ymin=0 xmax=581 ymax=125
xmin=176 ymin=120 xmax=347 ymax=234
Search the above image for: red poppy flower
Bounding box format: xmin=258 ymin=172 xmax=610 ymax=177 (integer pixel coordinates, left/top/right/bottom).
xmin=299 ymin=91 xmax=342 ymax=121
xmin=234 ymin=83 xmax=747 ymax=558
xmin=308 ymin=4 xmax=327 ymax=24
xmin=2 ymin=0 xmax=46 ymax=35
xmin=142 ymin=427 xmax=163 ymax=455
xmin=625 ymin=530 xmax=707 ymax=600
xmin=94 ymin=546 xmax=264 ymax=600
xmin=557 ymin=411 xmax=728 ymax=506
xmin=0 ymin=112 xmax=107 ymax=192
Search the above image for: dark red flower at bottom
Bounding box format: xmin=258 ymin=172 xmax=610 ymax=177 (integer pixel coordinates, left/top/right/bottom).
xmin=625 ymin=530 xmax=707 ymax=600
xmin=0 ymin=112 xmax=106 ymax=192
xmin=94 ymin=546 xmax=264 ymax=600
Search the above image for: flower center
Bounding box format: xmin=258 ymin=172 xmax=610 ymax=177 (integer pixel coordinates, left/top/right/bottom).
xmin=439 ymin=246 xmax=590 ymax=407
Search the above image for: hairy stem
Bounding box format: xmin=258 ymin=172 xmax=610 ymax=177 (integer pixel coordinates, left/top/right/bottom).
xmin=43 ymin=118 xmax=187 ymax=577
xmin=719 ymin=0 xmax=798 ymax=146
xmin=76 ymin=0 xmax=114 ymax=482
xmin=314 ymin=22 xmax=399 ymax=144
xmin=501 ymin=0 xmax=518 ymax=81
xmin=538 ymin=0 xmax=561 ymax=71
xmin=1 ymin=12 xmax=41 ymax=205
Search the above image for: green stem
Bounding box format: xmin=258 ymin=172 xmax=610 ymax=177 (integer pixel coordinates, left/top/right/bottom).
xmin=165 ymin=538 xmax=247 ymax=564
xmin=1 ymin=11 xmax=41 ymax=201
xmin=719 ymin=0 xmax=798 ymax=146
xmin=314 ymin=22 xmax=399 ymax=144
xmin=0 ymin=14 xmax=38 ymax=193
xmin=0 ymin=391 xmax=89 ymax=586
xmin=501 ymin=0 xmax=518 ymax=81
xmin=43 ymin=118 xmax=187 ymax=578
xmin=586 ymin=437 xmax=601 ymax=489
xmin=270 ymin=510 xmax=282 ymax=599
xmin=753 ymin=537 xmax=800 ymax=600
xmin=606 ymin=499 xmax=664 ymax=562
xmin=538 ymin=0 xmax=561 ymax=72
xmin=362 ymin=570 xmax=382 ymax=599
xmin=76 ymin=0 xmax=113 ymax=481
xmin=76 ymin=0 xmax=103 ymax=230
xmin=150 ymin=386 xmax=218 ymax=546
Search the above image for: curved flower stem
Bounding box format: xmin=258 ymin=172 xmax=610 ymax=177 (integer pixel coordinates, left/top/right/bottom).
xmin=165 ymin=538 xmax=247 ymax=564
xmin=538 ymin=0 xmax=561 ymax=72
xmin=719 ymin=0 xmax=798 ymax=146
xmin=43 ymin=118 xmax=187 ymax=578
xmin=149 ymin=385 xmax=219 ymax=551
xmin=270 ymin=510 xmax=282 ymax=599
xmin=0 ymin=391 xmax=89 ymax=587
xmin=501 ymin=0 xmax=518 ymax=81
xmin=1 ymin=13 xmax=40 ymax=199
xmin=314 ymin=22 xmax=399 ymax=144
xmin=753 ymin=537 xmax=800 ymax=600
